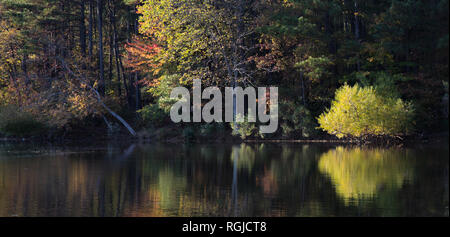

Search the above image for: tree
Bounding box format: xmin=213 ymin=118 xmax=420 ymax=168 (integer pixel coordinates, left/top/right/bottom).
xmin=80 ymin=0 xmax=87 ymax=56
xmin=0 ymin=0 xmax=447 ymax=138
xmin=97 ymin=0 xmax=105 ymax=95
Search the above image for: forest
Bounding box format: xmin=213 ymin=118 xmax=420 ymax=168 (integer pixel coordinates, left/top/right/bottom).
xmin=0 ymin=0 xmax=448 ymax=142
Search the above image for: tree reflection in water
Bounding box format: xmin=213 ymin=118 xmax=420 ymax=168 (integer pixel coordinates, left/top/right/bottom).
xmin=318 ymin=147 xmax=415 ymax=203
xmin=0 ymin=142 xmax=447 ymax=216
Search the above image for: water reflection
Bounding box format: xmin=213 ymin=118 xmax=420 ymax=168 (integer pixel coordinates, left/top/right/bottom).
xmin=0 ymin=142 xmax=447 ymax=217
xmin=318 ymin=147 xmax=415 ymax=203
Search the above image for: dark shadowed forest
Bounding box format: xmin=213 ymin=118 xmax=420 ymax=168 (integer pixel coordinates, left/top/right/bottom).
xmin=0 ymin=0 xmax=448 ymax=142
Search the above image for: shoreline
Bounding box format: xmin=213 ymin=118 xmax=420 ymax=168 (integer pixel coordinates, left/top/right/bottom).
xmin=1 ymin=132 xmax=447 ymax=147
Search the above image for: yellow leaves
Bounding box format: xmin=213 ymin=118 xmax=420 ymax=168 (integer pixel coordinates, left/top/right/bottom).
xmin=5 ymin=58 xmax=15 ymax=65
xmin=92 ymin=81 xmax=99 ymax=89
xmin=68 ymin=94 xmax=87 ymax=110
xmin=318 ymin=84 xmax=414 ymax=138
xmin=136 ymin=0 xmax=228 ymax=81
xmin=65 ymin=89 xmax=100 ymax=120
xmin=282 ymin=0 xmax=295 ymax=8
xmin=318 ymin=147 xmax=415 ymax=203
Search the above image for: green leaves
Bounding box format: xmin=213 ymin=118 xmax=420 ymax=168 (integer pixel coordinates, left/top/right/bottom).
xmin=138 ymin=0 xmax=219 ymax=80
xmin=230 ymin=114 xmax=258 ymax=140
xmin=295 ymin=56 xmax=333 ymax=82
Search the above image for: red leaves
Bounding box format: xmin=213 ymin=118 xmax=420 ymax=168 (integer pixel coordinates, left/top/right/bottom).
xmin=124 ymin=37 xmax=161 ymax=71
xmin=124 ymin=36 xmax=163 ymax=86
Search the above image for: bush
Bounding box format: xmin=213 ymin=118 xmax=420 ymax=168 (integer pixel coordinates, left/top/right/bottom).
xmin=279 ymin=100 xmax=317 ymax=138
xmin=0 ymin=105 xmax=46 ymax=137
xmin=138 ymin=103 xmax=168 ymax=126
xmin=198 ymin=122 xmax=227 ymax=139
xmin=138 ymin=74 xmax=181 ymax=127
xmin=230 ymin=114 xmax=257 ymax=139
xmin=148 ymin=74 xmax=181 ymax=113
xmin=318 ymin=84 xmax=414 ymax=138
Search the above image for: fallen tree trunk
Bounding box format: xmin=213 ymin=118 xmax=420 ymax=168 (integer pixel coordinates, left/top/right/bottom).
xmin=57 ymin=56 xmax=137 ymax=136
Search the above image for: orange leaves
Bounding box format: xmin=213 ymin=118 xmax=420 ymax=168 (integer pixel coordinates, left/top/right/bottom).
xmin=124 ymin=36 xmax=163 ymax=86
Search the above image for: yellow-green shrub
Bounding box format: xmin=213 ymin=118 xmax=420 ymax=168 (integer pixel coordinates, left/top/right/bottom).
xmin=318 ymin=84 xmax=414 ymax=138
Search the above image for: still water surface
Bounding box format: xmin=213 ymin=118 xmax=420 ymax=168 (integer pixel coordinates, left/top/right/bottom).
xmin=0 ymin=142 xmax=448 ymax=217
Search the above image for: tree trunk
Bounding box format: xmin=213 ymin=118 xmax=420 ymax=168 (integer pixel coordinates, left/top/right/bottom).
xmin=232 ymin=0 xmax=244 ymax=124
xmin=354 ymin=0 xmax=360 ymax=71
xmin=126 ymin=16 xmax=135 ymax=109
xmin=22 ymin=53 xmax=30 ymax=85
xmin=110 ymin=2 xmax=126 ymax=98
xmin=80 ymin=0 xmax=86 ymax=56
xmin=88 ymin=0 xmax=94 ymax=59
xmin=57 ymin=56 xmax=137 ymax=136
xmin=108 ymin=3 xmax=113 ymax=87
xmin=300 ymin=71 xmax=306 ymax=106
xmin=97 ymin=0 xmax=105 ymax=96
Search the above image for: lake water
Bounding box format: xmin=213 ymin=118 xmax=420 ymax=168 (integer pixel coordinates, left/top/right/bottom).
xmin=0 ymin=142 xmax=448 ymax=217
